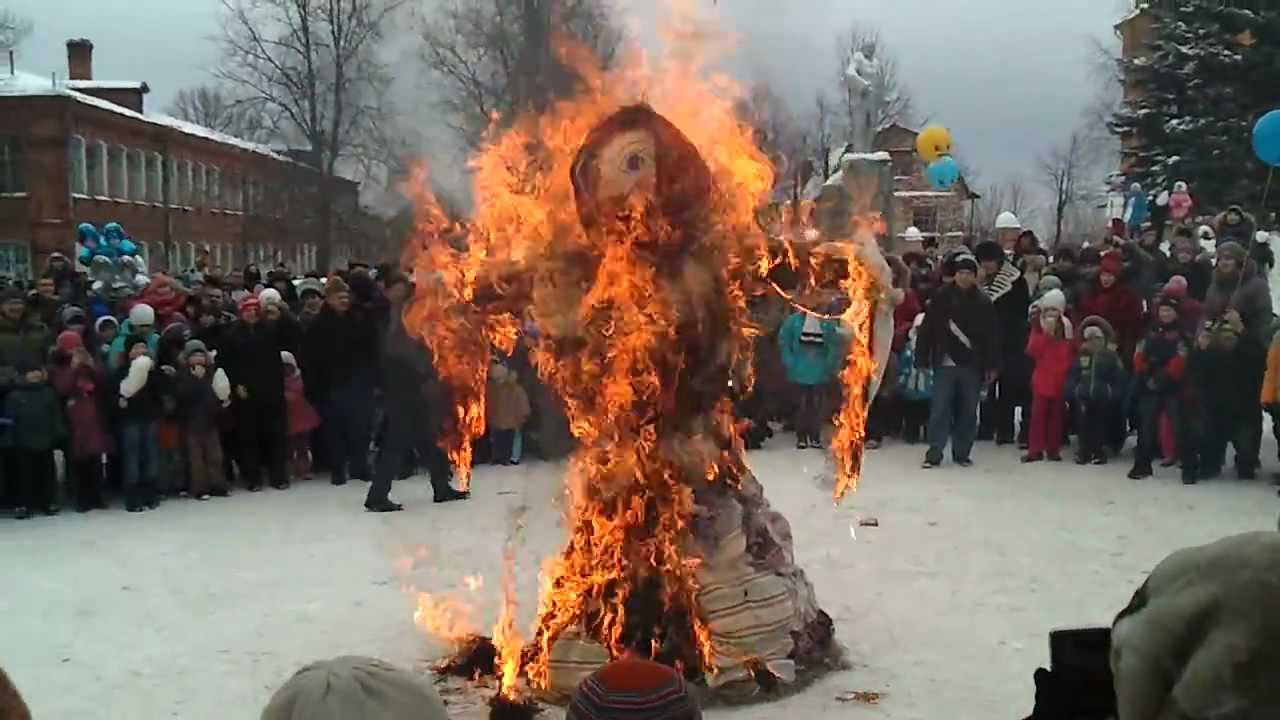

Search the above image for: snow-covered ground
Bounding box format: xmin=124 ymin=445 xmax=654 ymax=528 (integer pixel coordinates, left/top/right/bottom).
xmin=2 ymin=439 xmax=1277 ymax=719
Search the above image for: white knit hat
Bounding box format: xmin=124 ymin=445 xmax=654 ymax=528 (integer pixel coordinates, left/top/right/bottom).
xmin=995 ymin=211 xmax=1022 ymax=230
xmin=1039 ymin=288 xmax=1066 ymax=313
xmin=128 ymin=303 xmax=155 ymax=326
xmin=259 ymin=287 xmax=284 ymax=306
xmin=902 ymin=226 xmax=924 ymax=242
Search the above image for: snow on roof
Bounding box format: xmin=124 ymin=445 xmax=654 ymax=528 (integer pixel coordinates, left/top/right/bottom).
xmin=843 ymin=151 xmax=892 ymax=162
xmin=0 ymin=70 xmax=292 ymax=163
xmin=894 ymin=190 xmax=956 ymax=198
xmin=65 ymin=80 xmax=150 ymax=92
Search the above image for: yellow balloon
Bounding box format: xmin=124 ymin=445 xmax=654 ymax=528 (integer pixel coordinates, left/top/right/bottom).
xmin=916 ymin=126 xmax=953 ymax=163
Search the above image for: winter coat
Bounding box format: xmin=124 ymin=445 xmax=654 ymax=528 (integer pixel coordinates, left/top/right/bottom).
xmin=982 ymin=260 xmax=1032 ymax=375
xmin=915 ymin=284 xmax=999 ymax=372
xmin=106 ymin=320 xmax=159 ymax=369
xmin=113 ymin=357 xmax=169 ymax=424
xmin=1165 ymin=257 xmax=1213 ymax=301
xmin=1076 ymin=280 xmax=1144 ymax=366
xmin=778 ymin=312 xmax=842 ymax=386
xmin=487 ymin=369 xmax=531 ymax=432
xmin=1124 ymin=244 xmax=1171 ymax=300
xmin=897 ymin=315 xmax=932 ymax=401
xmin=1025 ymin=317 xmax=1074 ymax=399
xmin=1046 ymin=264 xmax=1088 ymax=308
xmin=176 ymin=367 xmax=229 ymax=432
xmin=303 ymin=306 xmax=380 ymax=402
xmin=1066 ymin=340 xmax=1127 ymax=407
xmin=892 ymin=289 xmax=923 ymax=353
xmin=220 ymin=320 xmax=286 ymax=413
xmin=1133 ymin=324 xmax=1187 ymax=397
xmin=1185 ymin=338 xmax=1263 ymax=416
xmin=50 ymin=358 xmax=110 ymax=457
xmin=284 ymin=372 xmax=320 ymax=436
xmin=1123 ymin=190 xmax=1149 ymax=232
xmin=1202 ymin=263 xmax=1273 ymax=349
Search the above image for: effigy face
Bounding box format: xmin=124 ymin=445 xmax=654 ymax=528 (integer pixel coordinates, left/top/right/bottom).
xmin=589 ymin=128 xmax=657 ymax=211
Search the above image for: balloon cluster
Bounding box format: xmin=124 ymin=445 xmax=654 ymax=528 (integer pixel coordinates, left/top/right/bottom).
xmin=76 ymin=222 xmax=149 ymax=298
xmin=916 ymin=125 xmax=960 ymax=190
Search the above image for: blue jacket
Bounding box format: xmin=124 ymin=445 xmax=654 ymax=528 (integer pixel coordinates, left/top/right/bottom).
xmin=778 ymin=312 xmax=842 ymax=386
xmin=107 ymin=319 xmax=160 ymax=370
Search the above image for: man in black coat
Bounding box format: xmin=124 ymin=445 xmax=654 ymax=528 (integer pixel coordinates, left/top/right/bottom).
xmin=916 ymin=250 xmax=999 ymax=468
xmin=365 ymin=274 xmax=467 ymax=512
xmin=305 ymin=277 xmax=380 ymax=486
xmin=220 ymin=296 xmax=289 ymax=491
xmin=975 ymin=240 xmax=1032 ymax=446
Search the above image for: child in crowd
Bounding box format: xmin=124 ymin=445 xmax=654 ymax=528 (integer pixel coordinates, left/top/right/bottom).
xmin=4 ymin=356 xmax=66 ymax=520
xmin=156 ymin=322 xmax=191 ymax=496
xmin=1188 ymin=311 xmax=1264 ymax=483
xmin=175 ymin=339 xmax=231 ymax=499
xmin=896 ymin=313 xmax=932 ymax=444
xmin=486 ymin=359 xmax=531 ymax=465
xmin=779 ymin=307 xmax=842 ymax=449
xmin=1128 ymin=297 xmax=1188 ymax=480
xmin=1066 ymin=317 xmax=1126 ymax=465
xmin=115 ymin=335 xmax=168 ymax=511
xmin=282 ymin=351 xmax=320 ymax=482
xmin=50 ymin=330 xmax=110 ymax=511
xmin=1023 ymin=289 xmax=1074 ymax=462
xmin=94 ymin=315 xmax=119 ymax=366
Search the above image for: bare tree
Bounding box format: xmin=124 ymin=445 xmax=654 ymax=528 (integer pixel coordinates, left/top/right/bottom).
xmin=833 ymin=24 xmax=916 ymax=138
xmin=168 ymin=84 xmax=275 ymax=142
xmin=0 ymin=6 xmax=32 ymax=51
xmin=812 ymin=91 xmax=836 ymax=179
xmin=974 ymin=178 xmax=1038 ymax=242
xmin=417 ymin=0 xmax=622 ymax=149
xmin=216 ymin=0 xmax=403 ymax=269
xmin=1038 ymin=131 xmax=1100 ymax=248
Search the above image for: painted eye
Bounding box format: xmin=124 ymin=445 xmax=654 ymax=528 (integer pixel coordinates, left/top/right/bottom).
xmin=625 ymin=153 xmax=647 ymax=173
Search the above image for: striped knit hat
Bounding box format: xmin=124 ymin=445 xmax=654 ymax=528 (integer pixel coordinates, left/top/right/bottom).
xmin=567 ymin=658 xmax=701 ymax=720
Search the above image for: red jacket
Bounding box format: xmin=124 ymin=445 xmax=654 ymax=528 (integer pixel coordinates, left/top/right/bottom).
xmin=893 ymin=289 xmax=923 ymax=352
xmin=1075 ymin=281 xmax=1144 ymax=364
xmin=1026 ymin=321 xmax=1074 ymax=399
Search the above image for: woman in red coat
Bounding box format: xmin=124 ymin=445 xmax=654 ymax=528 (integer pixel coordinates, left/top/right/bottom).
xmin=1024 ymin=290 xmax=1075 ymax=462
xmin=49 ymin=330 xmax=111 ymax=511
xmin=1075 ymin=251 xmax=1144 ymax=368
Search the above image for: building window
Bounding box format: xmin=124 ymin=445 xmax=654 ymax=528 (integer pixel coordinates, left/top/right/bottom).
xmin=87 ymin=141 xmax=108 ymax=197
xmin=0 ymin=242 xmax=31 ymax=279
xmin=208 ymin=166 xmax=221 ymax=209
xmin=128 ymin=149 xmax=146 ymax=201
xmin=912 ymin=206 xmax=940 ymax=235
xmin=226 ymin=173 xmax=242 ymax=212
xmin=194 ymin=163 xmax=207 ymax=207
xmin=108 ymin=145 xmax=128 ymax=199
xmin=147 ymin=153 xmax=163 ymax=203
xmin=137 ymin=241 xmax=150 ymax=269
xmin=0 ymin=137 xmax=23 ymax=194
xmin=892 ymin=150 xmax=914 ymax=179
xmin=68 ymin=136 xmax=87 ymax=195
xmin=179 ymin=160 xmax=193 ymax=206
xmin=243 ymin=178 xmax=254 ymax=214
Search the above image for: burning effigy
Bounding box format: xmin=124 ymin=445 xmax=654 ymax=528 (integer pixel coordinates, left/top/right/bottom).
xmin=404 ymin=7 xmax=888 ymax=710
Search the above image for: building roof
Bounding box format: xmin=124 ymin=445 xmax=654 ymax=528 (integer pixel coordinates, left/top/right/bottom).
xmin=64 ymin=79 xmax=150 ymax=93
xmin=0 ymin=70 xmax=291 ymax=163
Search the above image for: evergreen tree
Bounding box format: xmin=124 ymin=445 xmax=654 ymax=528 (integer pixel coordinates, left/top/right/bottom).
xmin=1111 ymin=0 xmax=1280 ymax=215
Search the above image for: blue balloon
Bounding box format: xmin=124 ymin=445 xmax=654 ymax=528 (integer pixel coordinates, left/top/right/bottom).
xmin=1253 ymin=109 xmax=1280 ymax=167
xmin=925 ymin=155 xmax=961 ymax=190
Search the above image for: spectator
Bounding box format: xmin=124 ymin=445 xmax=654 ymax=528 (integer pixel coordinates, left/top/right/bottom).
xmin=975 ymin=240 xmax=1031 ymax=447
xmin=1128 ymin=297 xmax=1188 ymax=480
xmin=1261 ymin=319 xmax=1280 ymax=489
xmin=1076 ymin=252 xmax=1144 ymax=368
xmin=45 ymin=251 xmax=83 ymax=303
xmin=778 ymin=305 xmax=842 ymax=450
xmin=296 ymin=278 xmax=325 ymax=330
xmin=58 ymin=305 xmax=88 ymax=336
xmin=1158 ymin=276 xmax=1203 ymax=336
xmin=175 ymin=339 xmax=231 ymax=500
xmin=93 ymin=315 xmax=118 ymax=367
xmin=306 ymin=277 xmax=379 ymax=485
xmin=267 ymin=268 xmax=299 ymax=311
xmin=260 ymin=287 xmax=303 ymax=355
xmin=50 ymin=330 xmax=110 ymax=512
xmin=221 ymin=296 xmax=289 ymax=492
xmin=260 ymin=656 xmax=448 ymax=720
xmin=27 ymin=275 xmax=62 ymax=328
xmin=1066 ymin=317 xmax=1126 ymax=465
xmin=107 ymin=303 xmax=159 ymax=369
xmin=915 ymin=251 xmax=998 ymax=469
xmin=0 ymin=289 xmax=63 ymax=519
xmin=1046 ymin=247 xmax=1088 ymax=308
xmin=281 ymin=351 xmax=320 ymax=486
xmin=1184 ymin=313 xmax=1261 ymax=484
xmin=566 ymin=657 xmax=702 ymax=720
xmin=115 ymin=335 xmax=167 ymax=511
xmin=487 ymin=358 xmax=531 ymax=465
xmin=896 ymin=314 xmax=932 ymax=444
xmin=1214 ymin=204 xmax=1256 ymax=246
xmin=1203 ymin=241 xmax=1273 ymax=347
xmin=1166 ymin=228 xmax=1212 ymax=301
xmin=1023 ymin=289 xmax=1073 ymax=463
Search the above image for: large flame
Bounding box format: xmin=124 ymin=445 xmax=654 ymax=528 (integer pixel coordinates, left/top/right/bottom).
xmin=404 ymin=0 xmax=879 ymax=694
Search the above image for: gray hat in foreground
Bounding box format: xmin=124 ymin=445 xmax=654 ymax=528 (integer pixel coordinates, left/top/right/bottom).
xmin=260 ymin=656 xmax=448 ymax=720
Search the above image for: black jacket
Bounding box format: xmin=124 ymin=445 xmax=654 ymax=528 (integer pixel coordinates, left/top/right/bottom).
xmin=916 ymin=284 xmax=999 ymax=372
xmin=113 ymin=362 xmax=170 ymax=424
xmin=304 ymin=306 xmax=380 ymax=400
xmin=221 ymin=320 xmax=286 ymax=412
xmin=176 ymin=368 xmax=222 ymax=431
xmin=982 ymin=261 xmax=1031 ymax=369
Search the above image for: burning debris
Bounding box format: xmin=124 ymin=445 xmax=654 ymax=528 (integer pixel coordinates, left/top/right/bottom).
xmin=407 ymin=4 xmax=883 ymax=706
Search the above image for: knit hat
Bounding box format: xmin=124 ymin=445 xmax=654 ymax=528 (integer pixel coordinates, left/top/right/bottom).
xmin=259 ymin=287 xmax=284 ymax=307
xmin=1038 ymin=288 xmax=1066 ymax=313
xmin=260 ymin=656 xmax=448 ymax=720
xmin=60 ymin=305 xmax=88 ymax=327
xmin=1156 ymin=295 xmax=1181 ymax=314
xmin=297 ymin=277 xmax=325 ymax=299
xmin=1163 ymin=275 xmax=1188 ymax=299
xmin=995 ymin=211 xmax=1021 ymax=230
xmin=239 ymin=296 xmax=261 ymax=316
xmin=974 ymin=240 xmax=1004 ymax=264
xmin=55 ymin=330 xmax=83 ymax=353
xmin=161 ymin=321 xmax=190 ymax=342
xmin=1099 ymin=251 xmax=1123 ymax=277
xmin=280 ymin=350 xmax=298 ymax=368
xmin=128 ymin=303 xmax=156 ymax=327
xmin=325 ymin=276 xmax=350 ymax=298
xmin=1037 ymin=275 xmax=1063 ymax=295
xmin=1216 ymin=241 xmax=1246 ymax=264
xmin=1082 ymin=325 xmax=1106 ymax=342
xmin=180 ymin=339 xmax=209 ymax=364
xmin=95 ymin=315 xmax=119 ymax=334
xmin=567 ymin=658 xmax=702 ymax=720
xmin=952 ymin=251 xmax=979 ymax=275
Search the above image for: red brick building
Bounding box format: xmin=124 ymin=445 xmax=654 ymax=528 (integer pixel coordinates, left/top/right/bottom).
xmin=0 ymin=39 xmax=364 ymax=280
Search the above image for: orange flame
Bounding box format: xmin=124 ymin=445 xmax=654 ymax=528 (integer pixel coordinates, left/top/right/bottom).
xmin=414 ymin=590 xmax=481 ymax=651
xmin=492 ymin=546 xmax=523 ymax=699
xmin=404 ymin=0 xmax=879 ymax=691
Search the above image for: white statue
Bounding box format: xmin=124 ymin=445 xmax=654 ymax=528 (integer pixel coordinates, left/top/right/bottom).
xmin=843 ymin=42 xmax=886 ymax=152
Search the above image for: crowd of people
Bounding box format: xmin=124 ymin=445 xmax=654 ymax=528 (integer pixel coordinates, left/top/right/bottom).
xmin=770 ymin=204 xmax=1280 ymax=490
xmin=0 ymin=258 xmax=480 ymax=521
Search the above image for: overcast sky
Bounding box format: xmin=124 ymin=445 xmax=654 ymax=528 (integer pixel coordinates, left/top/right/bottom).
xmin=12 ymin=0 xmax=1127 ymax=190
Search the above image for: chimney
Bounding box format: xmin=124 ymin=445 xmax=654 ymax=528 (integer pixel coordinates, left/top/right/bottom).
xmin=66 ymin=39 xmax=94 ymax=81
